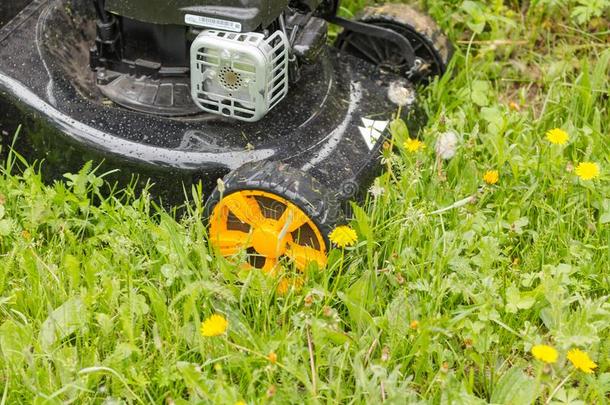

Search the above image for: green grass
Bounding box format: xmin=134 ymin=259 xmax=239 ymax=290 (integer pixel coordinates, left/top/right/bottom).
xmin=1 ymin=0 xmax=609 ymax=403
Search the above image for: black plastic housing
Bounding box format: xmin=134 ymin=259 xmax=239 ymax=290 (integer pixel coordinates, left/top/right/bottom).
xmin=0 ymin=0 xmax=422 ymax=208
xmin=106 ymin=0 xmax=289 ymax=31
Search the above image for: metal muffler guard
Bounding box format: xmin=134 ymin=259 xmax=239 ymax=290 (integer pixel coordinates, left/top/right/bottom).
xmin=191 ymin=30 xmax=290 ymax=122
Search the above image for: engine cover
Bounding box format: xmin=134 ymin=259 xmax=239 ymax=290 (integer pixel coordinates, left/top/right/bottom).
xmin=105 ymin=0 xmax=289 ymax=32
xmin=190 ymin=30 xmax=289 ymax=122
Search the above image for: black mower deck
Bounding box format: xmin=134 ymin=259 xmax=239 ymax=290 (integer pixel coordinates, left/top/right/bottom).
xmin=0 ymin=0 xmax=419 ymax=206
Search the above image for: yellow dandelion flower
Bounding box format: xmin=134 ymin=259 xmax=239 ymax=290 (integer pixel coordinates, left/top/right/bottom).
xmin=545 ymin=128 xmax=569 ymax=145
xmin=531 ymin=344 xmax=558 ymax=364
xmin=483 ymin=170 xmax=499 ymax=185
xmin=508 ymin=101 xmax=521 ymax=111
xmin=567 ymin=349 xmax=597 ymax=373
xmin=267 ymin=351 xmax=277 ymax=364
xmin=276 ymin=277 xmax=303 ymax=296
xmin=404 ymin=138 xmax=426 ymax=153
xmin=575 ymin=162 xmax=600 ymax=180
xmin=200 ymin=314 xmax=228 ymax=337
xmin=276 ymin=278 xmax=290 ymax=296
xmin=235 ymin=401 xmax=247 ymax=405
xmin=410 ymin=320 xmax=419 ymax=330
xmin=329 ymin=225 xmax=358 ymax=248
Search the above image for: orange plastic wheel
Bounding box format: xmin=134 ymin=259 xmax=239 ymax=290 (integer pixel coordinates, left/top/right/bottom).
xmin=209 ymin=190 xmax=328 ymax=272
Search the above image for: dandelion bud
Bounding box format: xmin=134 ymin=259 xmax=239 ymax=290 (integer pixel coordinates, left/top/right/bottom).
xmin=381 ymin=346 xmax=390 ymax=362
xmin=216 ymin=178 xmax=226 ymax=194
xmin=508 ymin=101 xmax=521 ymax=111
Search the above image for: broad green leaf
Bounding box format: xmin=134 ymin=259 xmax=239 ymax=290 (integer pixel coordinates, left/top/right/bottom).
xmin=39 ymin=297 xmax=88 ymax=351
xmin=339 ymin=291 xmax=374 ymax=330
xmin=389 ymin=118 xmax=409 ymax=139
xmin=351 ymin=203 xmax=373 ymax=244
xmin=490 ymin=368 xmax=536 ymax=405
xmin=311 ymin=318 xmax=352 ymax=346
xmin=470 ymin=80 xmax=491 ymax=107
xmin=340 ymin=271 xmax=376 ymax=328
xmin=505 ymin=286 xmax=536 ymax=313
xmin=177 ymin=361 xmax=208 ymax=398
xmin=481 ymin=106 xmax=504 ymax=132
xmin=0 ymin=218 xmax=13 ymax=236
xmin=0 ymin=320 xmax=33 ymax=365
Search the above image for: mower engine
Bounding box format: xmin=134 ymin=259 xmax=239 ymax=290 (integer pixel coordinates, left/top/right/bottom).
xmin=90 ymin=0 xmax=329 ymax=121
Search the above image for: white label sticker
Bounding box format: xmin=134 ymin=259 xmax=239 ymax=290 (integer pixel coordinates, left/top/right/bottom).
xmin=185 ymin=14 xmax=242 ymax=32
xmin=358 ymin=118 xmax=389 ymax=150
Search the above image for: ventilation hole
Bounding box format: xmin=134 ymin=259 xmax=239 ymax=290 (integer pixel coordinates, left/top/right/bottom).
xmin=226 ymin=211 xmax=250 ymax=232
xmin=234 ymin=110 xmax=254 ymax=118
xmin=247 ymin=248 xmax=266 ymax=269
xmin=218 ymin=66 xmax=243 ymax=91
xmin=254 ymin=196 xmax=286 ymax=220
xmin=291 ymin=223 xmax=320 ymax=250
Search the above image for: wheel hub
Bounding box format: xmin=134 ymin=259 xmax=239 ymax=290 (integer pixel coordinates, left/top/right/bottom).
xmin=251 ymin=221 xmax=293 ymax=258
xmin=209 ymin=190 xmax=328 ymax=273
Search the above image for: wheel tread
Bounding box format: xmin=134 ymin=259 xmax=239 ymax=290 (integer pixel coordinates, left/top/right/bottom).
xmin=205 ymin=160 xmax=344 ymax=246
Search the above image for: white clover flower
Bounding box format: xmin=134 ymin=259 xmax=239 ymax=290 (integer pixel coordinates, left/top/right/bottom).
xmin=435 ymin=130 xmax=459 ymax=160
xmin=381 ymin=153 xmax=399 ymax=167
xmin=402 ymin=206 xmax=426 ymax=226
xmin=387 ymin=80 xmax=416 ymax=107
xmin=368 ymin=183 xmax=385 ymax=198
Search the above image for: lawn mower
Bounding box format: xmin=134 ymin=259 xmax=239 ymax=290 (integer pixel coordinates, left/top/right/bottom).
xmin=0 ymin=0 xmax=452 ymax=273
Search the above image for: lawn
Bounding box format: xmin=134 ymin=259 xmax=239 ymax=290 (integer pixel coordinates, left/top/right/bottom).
xmin=1 ymin=0 xmax=609 ymax=403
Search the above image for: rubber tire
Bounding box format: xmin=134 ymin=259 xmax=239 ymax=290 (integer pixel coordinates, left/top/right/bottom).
xmin=335 ymin=4 xmax=453 ymax=82
xmin=204 ymin=160 xmax=344 ymax=248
